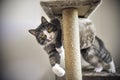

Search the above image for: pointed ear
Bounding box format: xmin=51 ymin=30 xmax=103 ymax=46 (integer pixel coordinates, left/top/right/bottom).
xmin=28 ymin=29 xmax=37 ymax=36
xmin=41 ymin=16 xmax=48 ymax=23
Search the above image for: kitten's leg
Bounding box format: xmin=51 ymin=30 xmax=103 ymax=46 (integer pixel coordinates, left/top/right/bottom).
xmin=88 ymin=57 xmax=103 ymax=72
xmin=94 ymin=64 xmax=103 ymax=72
xmin=49 ymin=51 xmax=65 ymax=77
xmin=56 ymin=46 xmax=65 ymax=68
xmin=108 ymin=60 xmax=116 ymax=73
xmin=87 ymin=48 xmax=104 ymax=72
xmin=44 ymin=44 xmax=65 ymax=77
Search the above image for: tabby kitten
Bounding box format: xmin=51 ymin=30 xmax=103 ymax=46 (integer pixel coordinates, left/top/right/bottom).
xmin=79 ymin=18 xmax=116 ymax=73
xmin=29 ymin=16 xmax=65 ymax=77
xmin=81 ymin=36 xmax=116 ymax=73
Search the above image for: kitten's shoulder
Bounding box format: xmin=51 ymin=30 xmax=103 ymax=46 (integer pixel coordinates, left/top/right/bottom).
xmin=79 ymin=18 xmax=92 ymax=24
xmin=51 ymin=18 xmax=60 ymax=25
xmin=78 ymin=18 xmax=95 ymax=31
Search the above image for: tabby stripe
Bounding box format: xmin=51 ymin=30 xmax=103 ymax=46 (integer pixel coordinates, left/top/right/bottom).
xmin=48 ymin=49 xmax=57 ymax=54
xmin=104 ymin=54 xmax=112 ymax=63
xmin=48 ymin=49 xmax=58 ymax=58
xmin=93 ymin=47 xmax=112 ymax=63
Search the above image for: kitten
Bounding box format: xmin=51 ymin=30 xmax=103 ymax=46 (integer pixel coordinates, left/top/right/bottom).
xmin=81 ymin=36 xmax=116 ymax=73
xmin=79 ymin=18 xmax=116 ymax=73
xmin=29 ymin=16 xmax=65 ymax=77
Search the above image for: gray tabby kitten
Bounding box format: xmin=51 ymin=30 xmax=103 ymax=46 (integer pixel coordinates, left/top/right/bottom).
xmin=79 ymin=19 xmax=116 ymax=73
xmin=29 ymin=16 xmax=65 ymax=77
xmin=81 ymin=36 xmax=116 ymax=73
xmin=29 ymin=16 xmax=116 ymax=77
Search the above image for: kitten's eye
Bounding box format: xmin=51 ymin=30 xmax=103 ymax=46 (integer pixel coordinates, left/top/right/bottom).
xmin=40 ymin=34 xmax=46 ymax=39
xmin=47 ymin=28 xmax=52 ymax=33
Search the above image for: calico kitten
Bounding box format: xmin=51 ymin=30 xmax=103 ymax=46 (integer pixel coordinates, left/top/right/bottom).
xmin=29 ymin=16 xmax=65 ymax=77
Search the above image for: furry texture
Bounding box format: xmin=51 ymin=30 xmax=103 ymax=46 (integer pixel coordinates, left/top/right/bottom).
xmin=79 ymin=19 xmax=115 ymax=73
xmin=79 ymin=18 xmax=96 ymax=49
xmin=81 ymin=36 xmax=116 ymax=73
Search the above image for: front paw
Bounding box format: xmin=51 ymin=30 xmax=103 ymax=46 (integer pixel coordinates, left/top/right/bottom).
xmin=108 ymin=60 xmax=116 ymax=73
xmin=108 ymin=68 xmax=116 ymax=73
xmin=94 ymin=67 xmax=103 ymax=72
xmin=52 ymin=64 xmax=65 ymax=77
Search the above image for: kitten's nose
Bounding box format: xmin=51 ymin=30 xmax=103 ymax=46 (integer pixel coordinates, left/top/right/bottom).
xmin=46 ymin=35 xmax=52 ymax=41
xmin=49 ymin=36 xmax=53 ymax=40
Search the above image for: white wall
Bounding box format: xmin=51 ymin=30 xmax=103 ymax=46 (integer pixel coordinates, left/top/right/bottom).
xmin=1 ymin=0 xmax=53 ymax=80
xmin=1 ymin=0 xmax=120 ymax=80
xmin=90 ymin=0 xmax=120 ymax=67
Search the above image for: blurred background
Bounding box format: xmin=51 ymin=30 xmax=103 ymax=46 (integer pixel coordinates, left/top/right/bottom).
xmin=1 ymin=0 xmax=120 ymax=80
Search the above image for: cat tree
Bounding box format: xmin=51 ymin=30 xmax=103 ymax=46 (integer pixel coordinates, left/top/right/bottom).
xmin=40 ymin=0 xmax=101 ymax=80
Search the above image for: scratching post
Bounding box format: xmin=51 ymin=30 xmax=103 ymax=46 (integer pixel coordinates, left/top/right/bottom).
xmin=40 ymin=0 xmax=101 ymax=80
xmin=62 ymin=8 xmax=82 ymax=80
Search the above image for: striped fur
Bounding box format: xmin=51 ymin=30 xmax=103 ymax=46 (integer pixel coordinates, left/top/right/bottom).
xmin=81 ymin=36 xmax=116 ymax=73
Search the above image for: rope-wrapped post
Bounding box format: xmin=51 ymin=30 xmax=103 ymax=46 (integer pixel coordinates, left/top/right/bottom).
xmin=62 ymin=8 xmax=82 ymax=80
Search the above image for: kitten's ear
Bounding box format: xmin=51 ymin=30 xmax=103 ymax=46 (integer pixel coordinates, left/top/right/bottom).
xmin=41 ymin=16 xmax=48 ymax=23
xmin=28 ymin=29 xmax=37 ymax=36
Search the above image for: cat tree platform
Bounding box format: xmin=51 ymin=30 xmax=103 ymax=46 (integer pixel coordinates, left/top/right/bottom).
xmin=56 ymin=68 xmax=120 ymax=80
xmin=40 ymin=0 xmax=101 ymax=18
xmin=40 ymin=0 xmax=101 ymax=80
xmin=56 ymin=72 xmax=120 ymax=80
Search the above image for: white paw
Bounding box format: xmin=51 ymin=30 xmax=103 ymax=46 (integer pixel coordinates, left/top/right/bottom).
xmin=108 ymin=68 xmax=116 ymax=73
xmin=52 ymin=64 xmax=65 ymax=77
xmin=94 ymin=67 xmax=103 ymax=72
xmin=108 ymin=60 xmax=116 ymax=73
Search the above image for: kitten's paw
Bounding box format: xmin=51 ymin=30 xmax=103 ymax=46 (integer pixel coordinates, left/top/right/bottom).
xmin=94 ymin=67 xmax=103 ymax=72
xmin=108 ymin=60 xmax=116 ymax=73
xmin=52 ymin=64 xmax=65 ymax=77
xmin=108 ymin=68 xmax=116 ymax=73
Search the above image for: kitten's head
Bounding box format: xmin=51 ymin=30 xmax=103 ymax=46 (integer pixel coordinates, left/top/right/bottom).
xmin=29 ymin=16 xmax=59 ymax=45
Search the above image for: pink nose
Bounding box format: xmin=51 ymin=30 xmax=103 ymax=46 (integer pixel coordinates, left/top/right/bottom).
xmin=47 ymin=35 xmax=52 ymax=41
xmin=49 ymin=36 xmax=53 ymax=40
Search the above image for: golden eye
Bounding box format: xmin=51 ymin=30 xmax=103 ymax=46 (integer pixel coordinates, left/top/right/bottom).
xmin=41 ymin=34 xmax=46 ymax=39
xmin=47 ymin=28 xmax=52 ymax=33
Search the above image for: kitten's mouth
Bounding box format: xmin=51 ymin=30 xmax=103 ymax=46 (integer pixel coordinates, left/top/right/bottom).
xmin=46 ymin=39 xmax=51 ymax=42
